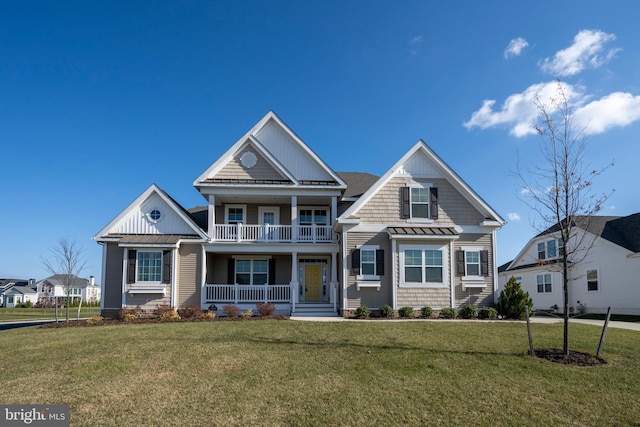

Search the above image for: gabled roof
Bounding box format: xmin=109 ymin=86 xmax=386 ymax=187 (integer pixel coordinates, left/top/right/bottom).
xmin=338 ymin=140 xmax=505 ymax=225
xmin=193 ymin=111 xmax=346 ymax=189
xmin=37 ymin=275 xmax=98 ymax=289
xmin=93 ymin=184 xmax=208 ymax=242
xmin=502 ymin=212 xmax=640 ymax=272
xmin=337 ymin=172 xmax=379 ymax=199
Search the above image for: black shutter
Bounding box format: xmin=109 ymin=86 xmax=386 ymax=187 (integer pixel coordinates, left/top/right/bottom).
xmin=375 ymin=250 xmax=385 ymax=276
xmin=401 ymin=187 xmax=410 ymax=219
xmin=269 ymin=258 xmax=276 ymax=284
xmin=480 ymin=250 xmax=489 ymax=276
xmin=351 ymin=249 xmax=360 ymax=274
xmin=127 ymin=250 xmax=137 ymax=284
xmin=456 ymin=250 xmax=465 ymax=276
xmin=227 ymin=258 xmax=235 ymax=284
xmin=430 ymin=187 xmax=438 ymax=220
xmin=162 ymin=250 xmax=172 ymax=284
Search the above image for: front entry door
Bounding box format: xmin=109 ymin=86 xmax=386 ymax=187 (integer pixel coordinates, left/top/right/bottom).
xmin=304 ymin=265 xmax=322 ymax=302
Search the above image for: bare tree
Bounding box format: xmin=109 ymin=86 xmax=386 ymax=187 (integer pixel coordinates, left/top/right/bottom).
xmin=518 ymin=80 xmax=613 ymax=355
xmin=42 ymin=238 xmax=87 ymax=322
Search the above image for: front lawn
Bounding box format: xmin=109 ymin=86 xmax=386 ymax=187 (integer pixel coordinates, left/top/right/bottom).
xmin=0 ymin=320 xmax=638 ymax=426
xmin=0 ymin=307 xmax=101 ymax=322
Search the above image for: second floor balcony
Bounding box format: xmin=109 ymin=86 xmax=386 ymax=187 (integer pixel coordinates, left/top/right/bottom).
xmin=212 ymin=223 xmax=334 ymax=243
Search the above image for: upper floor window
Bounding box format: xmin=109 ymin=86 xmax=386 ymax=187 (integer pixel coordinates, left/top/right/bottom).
xmin=401 ymin=186 xmax=438 ymax=220
xmin=299 ymin=209 xmax=328 ymax=225
xmin=225 ymin=205 xmax=246 ymax=224
xmin=537 ymin=239 xmax=563 ymax=260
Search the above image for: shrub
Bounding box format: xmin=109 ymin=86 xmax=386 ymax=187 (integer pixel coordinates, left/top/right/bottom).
xmin=223 ymin=305 xmax=240 ymax=317
xmin=256 ymin=302 xmax=276 ymax=316
xmin=24 ymin=301 xmax=33 ymax=308
xmin=155 ymin=304 xmax=175 ymax=318
xmin=180 ymin=304 xmax=203 ymax=319
xmin=378 ymin=304 xmax=394 ymax=318
xmin=498 ymin=276 xmax=534 ymax=320
xmin=198 ymin=311 xmax=216 ymax=320
xmin=241 ymin=309 xmax=253 ymax=319
xmin=478 ymin=307 xmax=498 ymax=319
xmin=122 ymin=313 xmax=136 ymax=322
xmin=439 ymin=308 xmax=458 ymax=319
xmin=354 ymin=304 xmax=371 ymax=319
xmin=86 ymin=315 xmax=104 ymax=325
xmin=118 ymin=306 xmax=142 ymax=321
xmin=159 ymin=309 xmax=181 ymax=322
xmin=459 ymin=304 xmax=478 ymax=319
xmin=398 ymin=306 xmax=414 ymax=318
xmin=420 ymin=306 xmax=434 ymax=318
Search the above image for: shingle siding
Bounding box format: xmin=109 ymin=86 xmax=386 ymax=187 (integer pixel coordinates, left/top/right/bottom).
xmin=216 ymin=149 xmax=285 ymax=181
xmin=345 ymin=232 xmax=392 ymax=309
xmin=454 ymin=233 xmax=495 ymax=308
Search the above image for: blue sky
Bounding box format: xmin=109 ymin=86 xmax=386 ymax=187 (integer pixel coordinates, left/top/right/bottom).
xmin=2 ymin=1 xmax=639 ymax=281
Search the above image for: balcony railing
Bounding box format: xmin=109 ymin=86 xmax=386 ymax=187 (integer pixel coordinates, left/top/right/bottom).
xmin=213 ymin=224 xmax=334 ymax=243
xmin=204 ymin=284 xmax=291 ymax=303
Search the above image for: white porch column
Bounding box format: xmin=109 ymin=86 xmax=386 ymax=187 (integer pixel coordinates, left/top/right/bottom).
xmin=291 ymin=196 xmax=298 ymax=242
xmin=291 ymin=252 xmax=299 ymax=312
xmin=330 ymin=252 xmax=338 ymax=311
xmin=207 ymin=195 xmax=216 ymax=241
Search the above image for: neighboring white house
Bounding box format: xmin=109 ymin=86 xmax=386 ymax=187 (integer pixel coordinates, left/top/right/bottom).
xmin=0 ymin=280 xmax=38 ymax=308
xmin=498 ymin=213 xmax=640 ymax=315
xmin=36 ymin=275 xmax=101 ymax=305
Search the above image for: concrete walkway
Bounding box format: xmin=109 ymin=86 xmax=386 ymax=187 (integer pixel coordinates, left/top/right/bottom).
xmin=290 ymin=315 xmax=640 ymax=331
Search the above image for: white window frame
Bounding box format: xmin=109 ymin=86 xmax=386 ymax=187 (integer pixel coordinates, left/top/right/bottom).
xmin=136 ymin=250 xmax=163 ymax=283
xmin=399 ymin=243 xmax=448 ymax=288
xmin=225 ymin=205 xmax=247 ymax=224
xmin=407 ymin=184 xmax=432 ymax=221
xmin=537 ymin=238 xmax=562 ymax=260
xmin=233 ymin=256 xmax=270 ymax=285
xmin=536 ymin=273 xmax=552 ymax=293
xmin=258 ymin=206 xmax=280 ymax=225
xmin=356 ymin=245 xmax=381 ymax=287
xmin=586 ymin=269 xmax=599 ymax=293
xmin=298 ymin=207 xmax=329 ymax=225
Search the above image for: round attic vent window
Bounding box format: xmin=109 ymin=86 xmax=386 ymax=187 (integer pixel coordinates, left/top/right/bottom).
xmin=240 ymin=151 xmax=257 ymax=168
xmin=150 ymin=209 xmax=162 ymax=221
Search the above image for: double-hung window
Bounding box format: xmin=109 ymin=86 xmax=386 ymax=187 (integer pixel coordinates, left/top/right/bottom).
xmin=536 ymin=273 xmax=552 ymax=293
xmin=400 ymin=244 xmax=446 ymax=287
xmin=401 ymin=185 xmax=438 ymax=220
xmin=587 ymin=269 xmax=599 ymax=292
xmin=351 ymin=246 xmax=384 ymax=288
xmin=225 ymin=205 xmax=246 ymax=224
xmin=137 ymin=251 xmax=163 ymax=282
xmin=235 ymin=259 xmax=268 ymax=285
xmin=537 ymin=239 xmax=562 ymax=260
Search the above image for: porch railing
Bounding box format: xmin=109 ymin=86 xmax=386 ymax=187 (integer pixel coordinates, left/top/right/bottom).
xmin=204 ymin=284 xmax=291 ymax=303
xmin=213 ymin=224 xmax=333 ymax=243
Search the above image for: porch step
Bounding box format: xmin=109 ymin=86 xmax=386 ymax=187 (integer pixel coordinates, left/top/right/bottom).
xmin=292 ymin=303 xmax=340 ymax=317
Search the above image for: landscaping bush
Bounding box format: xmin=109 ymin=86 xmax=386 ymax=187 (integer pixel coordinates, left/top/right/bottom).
xmin=86 ymin=315 xmax=104 ymax=325
xmin=459 ymin=304 xmax=478 ymax=319
xmin=223 ymin=305 xmax=240 ymax=317
xmin=398 ymin=306 xmax=414 ymax=318
xmin=159 ymin=309 xmax=181 ymax=322
xmin=118 ymin=305 xmax=142 ymax=321
xmin=498 ymin=276 xmax=534 ymax=320
xmin=256 ymin=302 xmax=276 ymax=316
xmin=241 ymin=309 xmax=253 ymax=319
xmin=439 ymin=308 xmax=458 ymax=319
xmin=155 ymin=304 xmax=175 ymax=318
xmin=24 ymin=301 xmax=32 ymax=308
xmin=355 ymin=304 xmax=371 ymax=319
xmin=179 ymin=304 xmax=203 ymax=319
xmin=198 ymin=311 xmax=216 ymax=320
xmin=420 ymin=306 xmax=434 ymax=318
xmin=378 ymin=304 xmax=394 ymax=318
xmin=478 ymin=307 xmax=498 ymax=319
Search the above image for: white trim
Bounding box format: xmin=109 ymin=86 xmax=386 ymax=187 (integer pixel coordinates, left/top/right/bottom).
xmin=99 ymin=243 xmax=106 ymax=312
xmin=258 ymin=206 xmax=280 ymax=225
xmin=356 ymin=282 xmax=381 ymax=291
xmin=398 ymin=243 xmax=449 ymax=288
xmin=406 ymin=182 xmax=433 ymax=220
xmin=225 ymin=204 xmax=247 ymax=224
xmin=449 ymin=240 xmax=455 ymax=307
xmin=586 ymin=268 xmax=600 ymax=293
xmin=170 ymin=248 xmax=177 ymax=307
xmin=337 ymin=140 xmax=505 ymax=225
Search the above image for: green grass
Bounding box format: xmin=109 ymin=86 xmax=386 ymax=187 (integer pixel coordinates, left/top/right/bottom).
xmin=0 ymin=306 xmax=101 ymax=322
xmin=0 ymin=320 xmax=639 ymax=426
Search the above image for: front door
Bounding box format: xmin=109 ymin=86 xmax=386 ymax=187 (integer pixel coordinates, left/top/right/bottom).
xmin=304 ymin=265 xmax=322 ymax=302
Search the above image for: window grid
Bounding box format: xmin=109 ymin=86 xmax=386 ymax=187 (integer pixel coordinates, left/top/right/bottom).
xmin=465 ymin=251 xmax=480 ymax=276
xmin=587 ymin=270 xmax=598 ymax=292
xmin=137 ymin=251 xmax=162 ymax=282
xmin=536 ymin=273 xmax=552 ymax=293
xmin=410 ymin=188 xmax=430 ymax=218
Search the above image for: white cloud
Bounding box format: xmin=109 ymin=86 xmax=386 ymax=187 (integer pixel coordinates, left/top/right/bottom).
xmin=409 ymin=35 xmax=423 ymax=56
xmin=574 ymin=92 xmax=640 ymax=135
xmin=539 ymin=29 xmax=619 ymax=76
xmin=507 ymin=212 xmax=521 ymax=221
xmin=504 ymin=37 xmax=528 ymax=58
xmin=463 ymin=81 xmax=583 ymax=137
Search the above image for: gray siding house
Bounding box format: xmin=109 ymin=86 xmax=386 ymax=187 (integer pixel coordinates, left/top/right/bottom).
xmin=94 ymin=112 xmax=504 ymax=317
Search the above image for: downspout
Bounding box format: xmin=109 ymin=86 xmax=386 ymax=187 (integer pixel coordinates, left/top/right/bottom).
xmin=391 ymin=238 xmax=397 ymax=309
xmin=122 ymin=248 xmax=128 ymax=308
xmin=450 ymin=240 xmax=455 ymax=308
xmin=170 ymin=247 xmax=177 ymax=308
xmin=492 ymin=230 xmax=499 ymax=305
xmin=341 ymin=227 xmax=348 ymax=313
xmin=99 ymin=242 xmax=106 ymax=314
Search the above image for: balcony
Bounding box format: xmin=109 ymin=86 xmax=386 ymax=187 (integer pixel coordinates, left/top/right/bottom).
xmin=212 ymin=224 xmax=334 ymax=243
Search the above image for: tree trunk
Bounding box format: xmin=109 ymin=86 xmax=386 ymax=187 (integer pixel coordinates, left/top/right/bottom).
xmin=563 ymin=253 xmax=569 ymax=355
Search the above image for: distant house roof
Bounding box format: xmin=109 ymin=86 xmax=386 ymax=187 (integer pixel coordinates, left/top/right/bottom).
xmin=39 ymin=275 xmax=98 ymax=289
xmin=536 ymin=213 xmax=640 ymax=253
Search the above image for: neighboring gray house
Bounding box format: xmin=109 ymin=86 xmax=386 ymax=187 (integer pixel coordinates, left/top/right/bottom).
xmin=1 ymin=280 xmax=37 ymax=308
xmin=94 ymin=112 xmax=504 ymax=317
xmin=36 ymin=275 xmax=101 ymax=305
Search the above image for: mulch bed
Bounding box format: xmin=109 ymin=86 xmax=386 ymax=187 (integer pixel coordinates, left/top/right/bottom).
xmin=533 ymin=348 xmax=607 ymax=366
xmin=39 ymin=315 xmax=290 ymax=328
